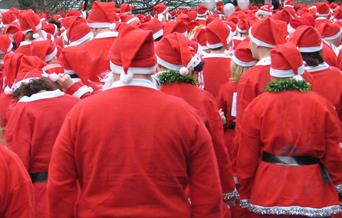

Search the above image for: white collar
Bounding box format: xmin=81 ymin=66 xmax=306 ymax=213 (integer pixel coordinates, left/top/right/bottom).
xmin=19 ymin=89 xmax=64 ymax=103
xmin=19 ymin=40 xmax=32 ymax=47
xmin=203 ymin=53 xmax=230 ymax=59
xmin=94 ymin=31 xmax=119 ymax=39
xmin=256 ymin=56 xmax=271 ymax=66
xmin=109 ymin=78 xmax=158 ymax=90
xmin=305 ymin=62 xmax=330 ymax=72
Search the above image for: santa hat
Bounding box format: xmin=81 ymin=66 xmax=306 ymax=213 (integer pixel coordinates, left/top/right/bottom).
xmin=65 ymin=9 xmax=81 ymax=18
xmin=1 ymin=11 xmax=17 ymax=26
xmin=42 ymin=62 xmax=64 ymax=82
xmin=232 ymin=40 xmax=257 ymax=67
xmin=155 ymin=32 xmax=201 ymax=75
xmin=287 ymin=14 xmax=315 ymax=34
xmin=270 ymin=43 xmax=305 ymax=80
xmin=249 ymin=17 xmax=287 ymax=48
xmin=197 ymin=4 xmax=208 ymax=17
xmin=164 ymin=20 xmax=188 ymax=36
xmin=289 ymin=25 xmax=322 ymax=53
xmin=120 ymin=4 xmax=133 ymax=14
xmin=13 ymin=55 xmax=46 ymax=90
xmin=120 ymin=14 xmax=140 ymax=25
xmin=237 ymin=19 xmax=250 ymax=34
xmin=3 ymin=53 xmax=24 ymax=94
xmin=87 ymin=1 xmax=116 ymax=29
xmin=42 ymin=22 xmax=58 ymax=36
xmin=109 ymin=24 xmax=156 ymax=83
xmin=272 ymin=8 xmax=296 ymax=24
xmin=154 ymin=3 xmax=169 ymax=15
xmin=0 ymin=35 xmax=13 ymax=55
xmin=257 ymin=4 xmax=273 ymax=16
xmin=206 ymin=18 xmax=233 ymax=49
xmin=18 ymin=10 xmax=42 ymax=34
xmin=45 ymin=43 xmax=58 ymax=63
xmin=66 ymin=17 xmax=93 ymax=46
xmin=316 ymin=2 xmax=331 ymax=17
xmin=317 ymin=22 xmax=342 ymax=41
xmin=193 ymin=28 xmax=208 ymax=50
xmin=139 ymin=18 xmax=163 ymax=40
xmin=4 ymin=22 xmax=20 ymax=35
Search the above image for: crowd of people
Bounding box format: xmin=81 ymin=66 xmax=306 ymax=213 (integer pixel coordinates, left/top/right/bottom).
xmin=0 ymin=0 xmax=341 ymax=217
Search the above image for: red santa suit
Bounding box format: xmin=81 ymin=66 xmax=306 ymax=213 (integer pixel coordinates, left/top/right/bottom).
xmin=202 ymin=53 xmax=232 ymax=98
xmin=0 ymin=93 xmax=15 ymax=127
xmin=5 ymin=90 xmax=79 ymax=218
xmin=237 ymin=90 xmax=342 ymax=217
xmin=0 ymin=145 xmax=34 ymax=218
xmin=338 ymin=50 xmax=342 ymax=70
xmin=322 ymin=41 xmax=338 ymax=67
xmin=305 ymin=62 xmax=342 ymax=121
xmin=160 ymin=82 xmax=237 ymax=200
xmin=48 ymin=79 xmax=224 ymax=218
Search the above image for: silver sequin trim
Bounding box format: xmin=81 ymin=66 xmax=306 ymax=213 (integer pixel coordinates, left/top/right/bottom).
xmin=243 ymin=202 xmax=342 ymax=217
xmin=336 ymin=184 xmax=342 ymax=193
xmin=223 ymin=189 xmax=240 ymax=201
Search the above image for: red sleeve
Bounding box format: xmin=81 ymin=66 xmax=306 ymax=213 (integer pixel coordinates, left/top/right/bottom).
xmin=4 ymin=104 xmax=33 ymax=170
xmin=47 ymin=109 xmax=79 ymax=218
xmin=0 ymin=146 xmax=34 ymax=218
xmin=66 ymin=82 xmax=93 ymax=99
xmin=187 ymin=111 xmax=224 ymax=218
xmin=235 ymin=101 xmax=262 ymax=200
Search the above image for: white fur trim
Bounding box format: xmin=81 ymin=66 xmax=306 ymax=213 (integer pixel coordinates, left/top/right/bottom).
xmin=94 ymin=31 xmax=118 ymax=39
xmin=227 ymin=30 xmax=234 ymax=44
xmin=68 ymin=32 xmax=94 ymax=47
xmin=120 ymin=71 xmax=134 ymax=84
xmin=4 ymin=86 xmax=13 ymax=95
xmin=19 ymin=89 xmax=64 ymax=103
xmin=156 ymin=55 xmax=182 ymax=71
xmin=110 ymin=61 xmax=156 ymax=75
xmin=126 ymin=17 xmax=140 ymax=25
xmin=13 ymin=77 xmax=40 ymax=90
xmin=19 ymin=40 xmax=32 ymax=47
xmin=237 ymin=26 xmax=248 ymax=34
xmin=304 ymin=62 xmax=329 ymax=72
xmin=287 ymin=23 xmax=296 ymax=34
xmin=109 ymin=78 xmax=158 ymax=90
xmin=256 ymin=56 xmax=271 ymax=66
xmin=45 ymin=47 xmax=58 ymax=62
xmin=160 ymin=7 xmax=169 ymax=15
xmin=249 ymin=28 xmax=275 ymax=48
xmin=42 ymin=63 xmax=62 ymax=71
xmin=6 ymin=42 xmax=13 ymax=53
xmin=232 ymin=54 xmax=257 ymax=67
xmin=22 ymin=22 xmax=42 ymax=34
xmin=207 ymin=42 xmax=225 ymax=49
xmin=64 ymin=69 xmax=76 ymax=75
xmin=153 ymin=29 xmax=164 ymax=40
xmin=270 ymin=65 xmax=305 ymax=78
xmin=298 ymin=42 xmax=323 ymax=53
xmin=88 ymin=22 xmax=115 ymax=29
xmin=321 ymin=28 xmax=342 ymax=41
xmin=179 ymin=67 xmax=189 ymax=75
xmin=72 ymin=85 xmax=93 ymax=98
xmin=203 ymin=53 xmax=230 ymax=59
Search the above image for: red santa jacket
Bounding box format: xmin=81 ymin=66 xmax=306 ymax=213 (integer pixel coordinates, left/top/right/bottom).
xmin=160 ymin=82 xmax=236 ymax=198
xmin=0 ymin=93 xmax=16 ymax=128
xmin=322 ymin=41 xmax=338 ymax=67
xmin=48 ymin=79 xmax=224 ymax=218
xmin=338 ymin=50 xmax=342 ymax=70
xmin=5 ymin=90 xmax=79 ymax=218
xmin=202 ymin=53 xmax=232 ymax=98
xmin=0 ymin=145 xmax=34 ymax=218
xmin=236 ymin=90 xmax=342 ymax=217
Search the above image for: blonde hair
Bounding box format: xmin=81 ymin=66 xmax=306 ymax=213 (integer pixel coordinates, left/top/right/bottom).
xmin=231 ymin=61 xmax=251 ymax=83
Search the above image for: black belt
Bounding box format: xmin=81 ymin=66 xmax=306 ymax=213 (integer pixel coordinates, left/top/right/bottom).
xmin=30 ymin=172 xmax=48 ymax=183
xmin=262 ymin=152 xmax=330 ymax=182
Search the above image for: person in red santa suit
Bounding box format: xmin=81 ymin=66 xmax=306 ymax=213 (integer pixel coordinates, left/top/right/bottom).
xmin=202 ymin=18 xmax=234 ymax=98
xmin=48 ymin=24 xmax=224 ymax=218
xmin=0 ymin=35 xmax=14 ymax=93
xmin=317 ymin=22 xmax=342 ymax=57
xmin=4 ymin=55 xmax=79 ymax=218
xmin=289 ymin=25 xmax=342 ymax=122
xmin=155 ymin=32 xmax=238 ymax=210
xmin=0 ymin=142 xmax=34 ymax=218
xmin=236 ymin=43 xmax=342 ymax=218
xmin=235 ymin=17 xmax=287 ymax=146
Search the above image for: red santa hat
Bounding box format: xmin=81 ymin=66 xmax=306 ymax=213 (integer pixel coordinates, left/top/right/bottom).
xmin=272 ymin=8 xmax=296 ymax=24
xmin=249 ymin=17 xmax=287 ymax=48
xmin=289 ymin=25 xmax=322 ymax=53
xmin=109 ymin=24 xmax=157 ymax=83
xmin=257 ymin=4 xmax=273 ymax=16
xmin=66 ymin=17 xmax=93 ymax=46
xmin=287 ymin=14 xmax=315 ymax=34
xmin=41 ymin=62 xmax=64 ymax=82
xmin=18 ymin=10 xmax=42 ymax=34
xmin=4 ymin=22 xmax=20 ymax=35
xmin=197 ymin=4 xmax=208 ymax=17
xmin=154 ymin=3 xmax=169 ymax=15
xmin=87 ymin=1 xmax=116 ymax=29
xmin=317 ymin=22 xmax=342 ymax=41
xmin=139 ymin=18 xmax=164 ymax=40
xmin=155 ymin=32 xmax=201 ymax=75
xmin=193 ymin=28 xmax=208 ymax=50
xmin=120 ymin=14 xmax=140 ymax=25
xmin=0 ymin=35 xmax=13 ymax=55
xmin=42 ymin=22 xmax=58 ymax=36
xmin=270 ymin=43 xmax=305 ymax=80
xmin=13 ymin=55 xmax=46 ymax=90
xmin=316 ymin=2 xmax=331 ymax=18
xmin=237 ymin=19 xmax=250 ymax=34
xmin=1 ymin=10 xmax=17 ymax=26
xmin=206 ymin=18 xmax=233 ymax=49
xmin=65 ymin=9 xmax=82 ymax=18
xmin=120 ymin=4 xmax=133 ymax=14
xmin=164 ymin=20 xmax=188 ymax=36
xmin=232 ymin=40 xmax=257 ymax=67
xmin=3 ymin=53 xmax=24 ymax=94
xmin=45 ymin=43 xmax=58 ymax=63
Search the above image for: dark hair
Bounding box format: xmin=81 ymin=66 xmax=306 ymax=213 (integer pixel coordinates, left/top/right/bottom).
xmin=47 ymin=18 xmax=61 ymax=29
xmin=194 ymin=61 xmax=204 ymax=72
xmin=13 ymin=78 xmax=58 ymax=101
xmin=301 ymin=51 xmax=324 ymax=67
xmin=211 ymin=46 xmax=224 ymax=51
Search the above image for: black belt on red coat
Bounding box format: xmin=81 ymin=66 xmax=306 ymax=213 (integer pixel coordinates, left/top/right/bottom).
xmin=262 ymin=152 xmax=330 ymax=183
xmin=30 ymin=172 xmax=48 ymax=183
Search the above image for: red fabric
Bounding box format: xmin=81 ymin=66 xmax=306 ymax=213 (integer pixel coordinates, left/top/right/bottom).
xmin=0 ymin=93 xmax=16 ymax=127
xmin=5 ymin=94 xmax=79 ymax=218
xmin=338 ymin=50 xmax=342 ymax=70
xmin=48 ymin=86 xmax=224 ymax=218
xmin=202 ymin=55 xmax=232 ymax=98
xmin=0 ymin=145 xmax=34 ymax=218
xmin=322 ymin=41 xmax=338 ymax=67
xmin=160 ymin=82 xmax=235 ymax=194
xmin=236 ymin=91 xmax=342 ymax=208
